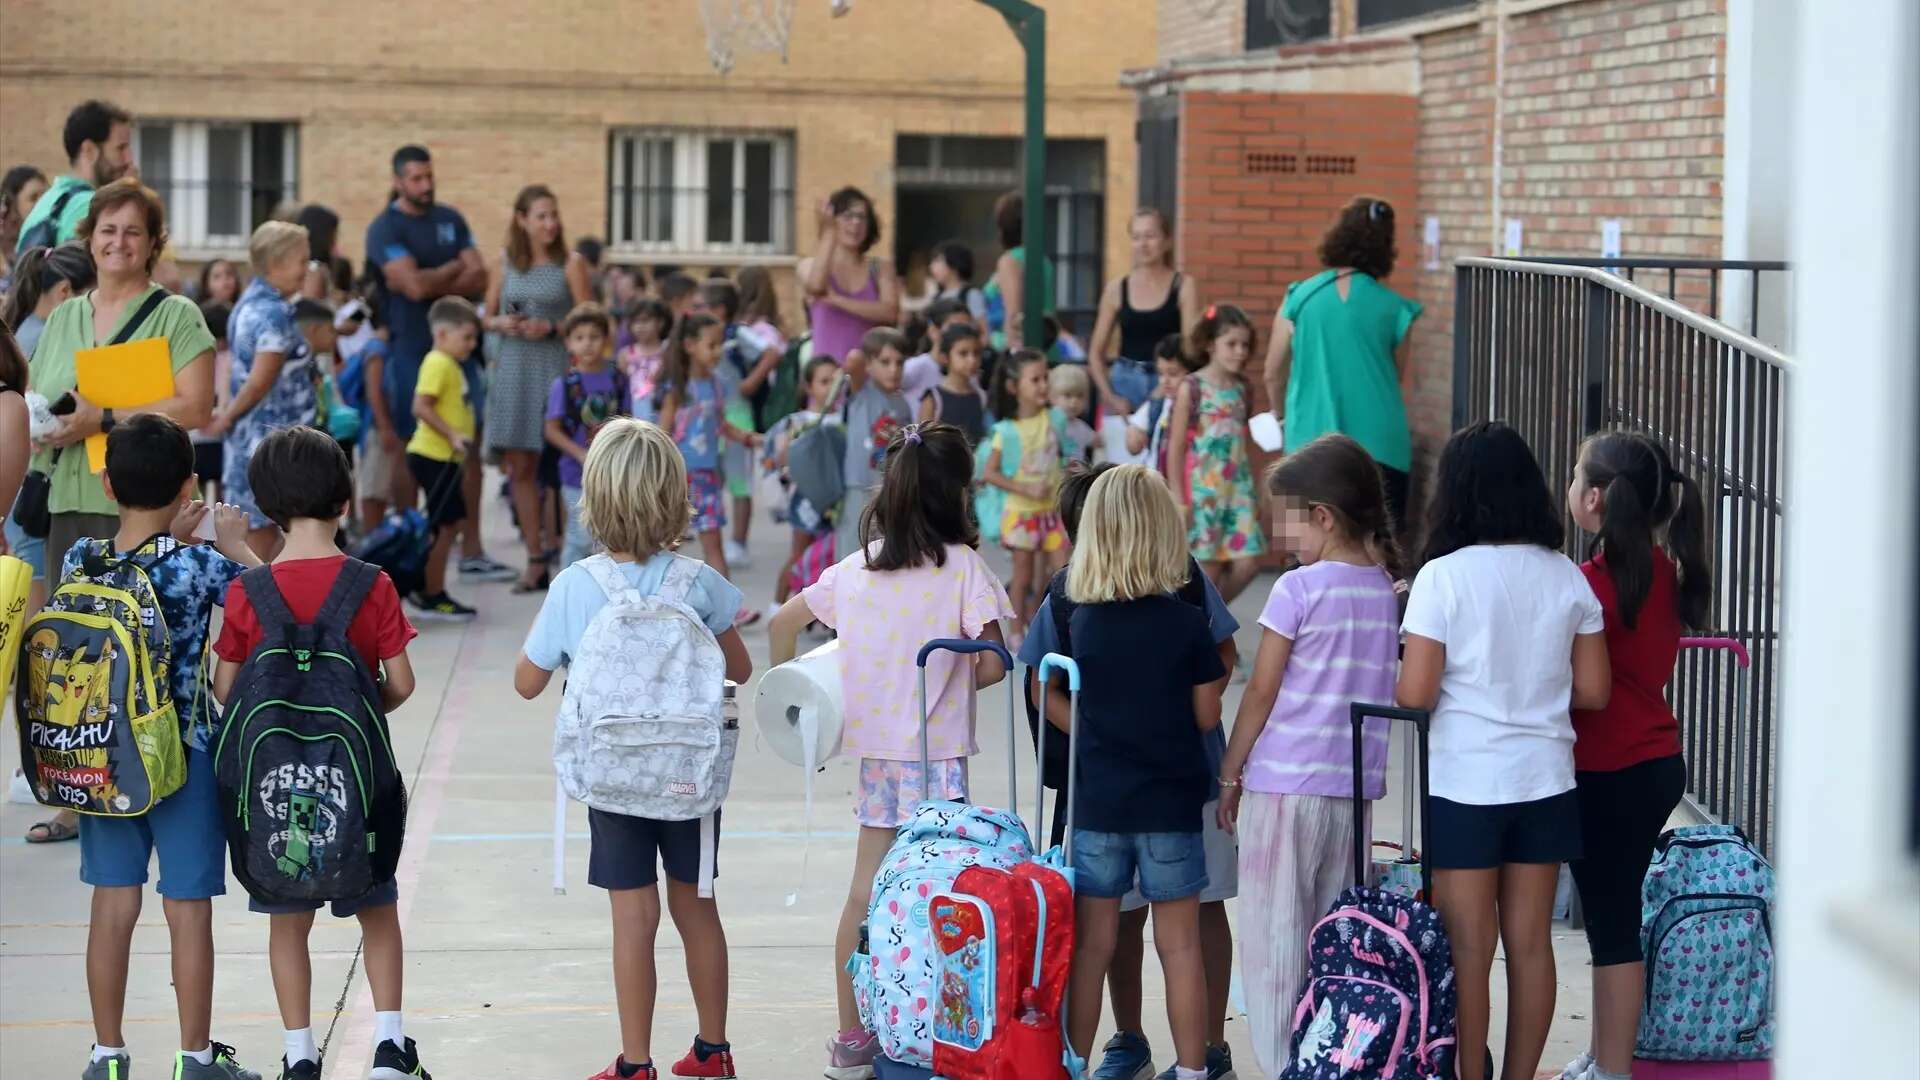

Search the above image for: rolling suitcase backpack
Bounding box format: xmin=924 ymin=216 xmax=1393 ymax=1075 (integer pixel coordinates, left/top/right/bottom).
xmin=1280 ymin=703 xmax=1459 ymax=1080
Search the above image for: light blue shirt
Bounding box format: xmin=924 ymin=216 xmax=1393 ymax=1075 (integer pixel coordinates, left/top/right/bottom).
xmin=522 ymin=552 xmax=742 ymax=671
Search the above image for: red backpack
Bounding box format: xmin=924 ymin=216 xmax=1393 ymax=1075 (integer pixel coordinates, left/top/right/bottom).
xmin=928 ymin=860 xmax=1076 ymax=1080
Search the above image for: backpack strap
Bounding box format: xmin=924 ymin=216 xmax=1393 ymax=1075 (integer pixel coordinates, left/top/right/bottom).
xmin=579 ymin=552 xmax=641 ymax=606
xmin=238 ymin=564 xmax=297 ymax=631
xmin=314 ymin=557 xmax=382 ymax=634
xmin=656 ymin=554 xmax=703 ymax=608
xmin=1046 ymin=570 xmax=1074 ymax=659
xmin=1176 ymin=556 xmax=1209 ymax=610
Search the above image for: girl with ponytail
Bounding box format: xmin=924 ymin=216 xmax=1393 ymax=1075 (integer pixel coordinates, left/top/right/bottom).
xmin=1214 ymin=433 xmax=1406 ymax=1077
xmin=1556 ymin=430 xmax=1713 ymax=1080
xmin=2 ymin=242 xmax=95 ymax=355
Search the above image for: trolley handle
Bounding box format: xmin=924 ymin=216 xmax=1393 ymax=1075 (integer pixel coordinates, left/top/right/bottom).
xmin=916 ymin=638 xmax=1019 ymax=818
xmin=1679 ymin=636 xmax=1751 ymax=669
xmin=917 ymin=639 xmax=1015 ymax=669
xmin=1350 ymin=702 xmax=1432 ymax=901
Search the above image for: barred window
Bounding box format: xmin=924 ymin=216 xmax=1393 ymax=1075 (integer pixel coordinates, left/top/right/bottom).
xmin=609 ymin=129 xmax=793 ymax=257
xmin=1356 ymin=0 xmax=1476 ymax=30
xmin=135 ymin=121 xmax=298 ymax=252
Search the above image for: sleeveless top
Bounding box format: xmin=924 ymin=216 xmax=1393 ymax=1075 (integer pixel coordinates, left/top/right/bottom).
xmin=929 ymin=385 xmax=987 ymax=448
xmin=1116 ymin=272 xmax=1183 ymax=364
xmin=808 ymin=260 xmax=880 ymax=363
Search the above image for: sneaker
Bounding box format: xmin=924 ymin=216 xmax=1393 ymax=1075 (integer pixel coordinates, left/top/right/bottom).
xmin=278 ymin=1057 xmax=321 ymax=1080
xmin=409 ymin=592 xmax=477 ymax=622
xmin=81 ymin=1052 xmax=131 ymax=1080
xmin=371 ymin=1036 xmax=432 ymax=1080
xmin=671 ymin=1036 xmax=736 ymax=1078
xmin=734 ymin=607 xmax=761 ymax=628
xmin=175 ymin=1042 xmax=263 ymax=1079
xmin=459 ymin=553 xmax=517 ymax=582
xmin=723 ymin=538 xmax=752 ymax=569
xmin=1205 ymin=1042 xmax=1237 ymax=1080
xmin=586 ymin=1059 xmax=657 ymax=1080
xmin=1230 ymin=651 xmax=1251 ymax=685
xmin=1555 ymin=1052 xmax=1595 ymax=1080
xmin=1093 ymin=1030 xmax=1155 ymax=1080
xmin=823 ymin=1028 xmax=879 ymax=1080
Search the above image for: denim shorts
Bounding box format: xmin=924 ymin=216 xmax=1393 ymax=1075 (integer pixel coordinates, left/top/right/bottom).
xmin=3 ymin=511 xmax=45 ymax=582
xmin=78 ymin=746 xmax=226 ymax=900
xmin=1071 ymin=828 xmax=1208 ymax=902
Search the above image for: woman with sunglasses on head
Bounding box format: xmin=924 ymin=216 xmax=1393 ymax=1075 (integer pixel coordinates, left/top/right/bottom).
xmin=1264 ymin=196 xmax=1423 ymax=531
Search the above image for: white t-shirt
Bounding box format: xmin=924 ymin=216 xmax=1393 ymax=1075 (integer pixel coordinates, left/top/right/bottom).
xmin=901 ymin=352 xmax=943 ymax=414
xmin=1400 ymin=544 xmax=1604 ymax=805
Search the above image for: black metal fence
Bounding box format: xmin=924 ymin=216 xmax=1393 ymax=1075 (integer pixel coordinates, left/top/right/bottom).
xmin=1452 ymin=257 xmax=1790 ymax=853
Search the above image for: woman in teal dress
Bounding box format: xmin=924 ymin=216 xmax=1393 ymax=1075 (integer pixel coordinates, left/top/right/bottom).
xmin=982 ymin=191 xmax=1055 ymax=353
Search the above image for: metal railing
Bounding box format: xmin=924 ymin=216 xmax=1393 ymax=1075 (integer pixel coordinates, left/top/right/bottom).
xmin=1503 ymin=257 xmax=1791 ymax=343
xmin=1452 ymin=257 xmax=1790 ymax=853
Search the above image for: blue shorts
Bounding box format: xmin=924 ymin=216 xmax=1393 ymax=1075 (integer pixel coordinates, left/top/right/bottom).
xmin=1071 ymin=828 xmax=1208 ymax=902
xmin=78 ymin=746 xmax=227 ymax=900
xmin=249 ymin=878 xmax=400 ymax=918
xmin=4 ymin=511 xmax=46 ymax=581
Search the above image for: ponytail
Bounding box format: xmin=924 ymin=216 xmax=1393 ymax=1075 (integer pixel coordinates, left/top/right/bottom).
xmin=653 ymin=312 xmax=718 ymax=409
xmin=1581 ymin=432 xmax=1713 ymax=631
xmin=1666 ymin=466 xmax=1713 ymax=630
xmin=1368 ymin=518 xmax=1406 ymax=582
xmin=1 ymin=247 xmax=49 ymax=331
xmin=860 ymin=422 xmax=977 ymax=572
xmin=1596 ymin=473 xmax=1656 ymax=629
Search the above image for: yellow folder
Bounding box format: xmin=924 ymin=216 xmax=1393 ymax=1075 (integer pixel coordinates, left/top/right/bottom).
xmin=74 ymin=337 xmax=173 ymax=472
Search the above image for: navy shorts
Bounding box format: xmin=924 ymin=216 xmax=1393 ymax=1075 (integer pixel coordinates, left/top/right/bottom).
xmin=407 ymin=453 xmax=468 ymax=529
xmin=78 ymin=746 xmax=227 ymax=900
xmin=1071 ymin=828 xmax=1208 ymax=902
xmin=1428 ymin=789 xmax=1583 ymax=870
xmin=249 ymin=878 xmax=399 ymax=918
xmin=588 ymin=808 xmax=721 ymax=891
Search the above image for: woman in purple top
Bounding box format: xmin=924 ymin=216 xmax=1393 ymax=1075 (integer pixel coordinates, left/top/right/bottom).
xmin=800 ymin=187 xmax=899 ymax=361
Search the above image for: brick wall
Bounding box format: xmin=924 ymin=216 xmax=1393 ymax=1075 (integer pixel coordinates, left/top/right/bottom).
xmin=1158 ymin=0 xmax=1244 ymax=64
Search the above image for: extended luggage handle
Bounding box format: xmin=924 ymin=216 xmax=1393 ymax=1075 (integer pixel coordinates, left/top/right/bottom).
xmin=1351 ymin=702 xmax=1432 ymax=901
xmin=1036 ymin=653 xmax=1081 ymax=863
xmin=917 ymin=638 xmax=1018 ymax=819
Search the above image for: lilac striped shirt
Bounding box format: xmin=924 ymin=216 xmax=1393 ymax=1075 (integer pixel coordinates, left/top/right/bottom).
xmin=1248 ymin=561 xmax=1401 ymax=798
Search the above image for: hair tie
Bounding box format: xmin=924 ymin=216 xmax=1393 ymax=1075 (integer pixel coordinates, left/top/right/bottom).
xmin=902 ymin=424 xmax=923 ymax=447
xmin=1204 ymin=304 xmax=1217 ymax=320
xmin=1368 ymin=199 xmax=1387 ymax=221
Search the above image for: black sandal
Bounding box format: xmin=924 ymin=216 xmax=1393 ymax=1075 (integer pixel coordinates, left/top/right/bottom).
xmin=511 ymin=569 xmax=550 ymax=594
xmin=25 ymin=818 xmax=77 ymax=843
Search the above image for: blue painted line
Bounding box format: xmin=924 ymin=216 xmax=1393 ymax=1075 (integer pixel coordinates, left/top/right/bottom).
xmin=0 ymin=829 xmax=858 ymax=847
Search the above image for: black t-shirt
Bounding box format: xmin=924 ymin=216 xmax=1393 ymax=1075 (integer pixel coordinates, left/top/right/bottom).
xmin=1068 ymin=594 xmax=1226 ymax=834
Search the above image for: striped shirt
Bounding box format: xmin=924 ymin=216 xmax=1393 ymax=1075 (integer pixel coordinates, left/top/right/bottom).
xmin=1248 ymin=561 xmax=1402 ymax=798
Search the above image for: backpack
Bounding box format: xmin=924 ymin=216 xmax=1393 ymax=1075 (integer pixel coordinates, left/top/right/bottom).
xmin=975 ymin=411 xmax=1070 ymax=545
xmin=17 ymin=184 xmax=83 ymax=253
xmin=561 ymin=368 xmax=631 ymax=443
xmin=551 ymin=554 xmax=737 ymax=890
xmin=350 ymin=508 xmax=431 ymax=599
xmin=757 ymin=334 xmax=810 ymax=432
xmin=15 ymin=535 xmax=190 ymax=816
xmin=929 ymin=860 xmax=1076 ymax=1080
xmin=1635 ymin=824 xmax=1775 ymax=1062
xmin=788 ymin=412 xmax=848 ymax=522
xmin=213 ymin=560 xmax=407 ymax=903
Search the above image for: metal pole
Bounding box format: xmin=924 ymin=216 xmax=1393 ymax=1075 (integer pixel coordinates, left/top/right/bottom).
xmin=977 ymin=0 xmax=1048 ymax=350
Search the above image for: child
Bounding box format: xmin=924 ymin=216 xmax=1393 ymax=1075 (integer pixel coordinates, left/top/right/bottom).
xmin=516 ymin=419 xmax=753 ymax=1080
xmin=57 ymin=414 xmax=265 ymax=1080
xmin=1166 ymin=304 xmax=1266 ymax=605
xmin=929 ymin=239 xmax=988 ymax=328
xmin=405 ymin=296 xmax=482 ymax=620
xmin=209 ymin=426 xmax=426 ymax=1080
xmin=916 ymin=321 xmax=987 ymax=447
xmin=984 ymin=349 xmax=1069 ymax=635
xmin=1048 ymin=363 xmax=1096 ymax=464
xmin=733 ymin=265 xmax=789 ymax=430
xmin=1044 ymin=464 xmax=1227 ymax=1080
xmin=654 ymin=312 xmax=758 ymax=598
xmin=1396 ymin=421 xmax=1610 ymax=1080
xmin=1020 ymin=462 xmax=1242 ymax=1080
xmin=1215 ymin=434 xmax=1403 ymax=1078
xmin=656 ymin=271 xmax=699 ymax=321
xmin=1557 ymin=432 xmax=1710 ymax=1080
xmin=901 ymin=297 xmax=971 ymax=415
xmin=191 ymin=301 xmax=233 ymax=503
xmin=619 ymin=298 xmax=671 ymax=419
xmin=763 ymin=354 xmax=842 ymax=616
xmin=766 ymin=422 xmax=1013 ymax=1080
xmin=1124 ymin=332 xmax=1194 ymax=468
xmin=545 ymin=302 xmax=628 ymax=572
xmin=834 ymin=326 xmax=912 ymax=568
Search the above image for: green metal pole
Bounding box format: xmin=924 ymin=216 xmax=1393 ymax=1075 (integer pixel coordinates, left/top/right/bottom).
xmin=978 ymin=0 xmax=1047 ymax=350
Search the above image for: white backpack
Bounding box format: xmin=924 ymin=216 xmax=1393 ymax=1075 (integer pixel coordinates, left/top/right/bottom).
xmin=551 ymin=554 xmax=737 ymax=895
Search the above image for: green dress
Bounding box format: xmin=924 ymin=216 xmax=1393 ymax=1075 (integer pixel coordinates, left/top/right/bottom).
xmin=1183 ymin=374 xmax=1267 ymax=562
xmin=1280 ymin=269 xmax=1422 ymax=473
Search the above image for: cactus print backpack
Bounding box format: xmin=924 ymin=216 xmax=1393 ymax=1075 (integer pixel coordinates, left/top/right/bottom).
xmin=1636 ymin=824 xmax=1775 ymax=1061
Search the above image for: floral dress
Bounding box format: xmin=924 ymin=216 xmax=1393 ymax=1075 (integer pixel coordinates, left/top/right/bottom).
xmin=225 ymin=276 xmax=318 ymax=529
xmin=668 ymin=376 xmax=727 ymax=531
xmin=1183 ymin=374 xmax=1267 ymax=561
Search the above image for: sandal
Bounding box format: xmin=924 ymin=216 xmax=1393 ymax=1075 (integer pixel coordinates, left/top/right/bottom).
xmin=25 ymin=818 xmax=77 ymax=843
xmin=511 ymin=569 xmax=550 ymax=594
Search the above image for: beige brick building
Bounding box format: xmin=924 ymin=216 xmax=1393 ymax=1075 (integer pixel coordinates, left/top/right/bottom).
xmin=0 ymin=0 xmax=1154 ymax=325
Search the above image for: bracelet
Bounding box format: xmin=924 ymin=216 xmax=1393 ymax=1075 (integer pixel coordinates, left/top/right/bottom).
xmin=1217 ymin=777 xmax=1240 ymax=788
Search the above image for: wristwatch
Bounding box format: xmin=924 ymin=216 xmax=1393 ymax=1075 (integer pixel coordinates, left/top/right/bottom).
xmin=98 ymin=408 xmax=116 ymax=435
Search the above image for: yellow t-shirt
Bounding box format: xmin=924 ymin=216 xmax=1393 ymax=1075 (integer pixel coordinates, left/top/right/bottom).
xmin=405 ymin=349 xmax=473 ymax=462
xmin=992 ymin=411 xmax=1062 ymax=515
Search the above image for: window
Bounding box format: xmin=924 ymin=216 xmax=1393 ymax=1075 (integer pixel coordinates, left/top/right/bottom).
xmin=135 ymin=121 xmax=297 ymax=252
xmin=1245 ymin=0 xmax=1332 ymax=50
xmin=1356 ymin=0 xmax=1476 ymax=30
xmin=609 ymin=129 xmax=793 ymax=257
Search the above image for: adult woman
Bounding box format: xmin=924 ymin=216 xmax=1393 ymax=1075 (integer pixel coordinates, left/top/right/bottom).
xmin=196 ymin=256 xmax=242 ymax=308
xmin=297 ymin=203 xmax=354 ymax=302
xmin=1264 ymin=196 xmax=1422 ymax=528
xmin=800 ymin=187 xmax=898 ymax=362
xmin=2 ymin=243 xmax=96 ymax=357
xmin=0 ymin=165 xmax=48 ymax=286
xmin=982 ymin=192 xmax=1056 ymax=352
xmin=1087 ymin=207 xmax=1200 ymax=417
xmin=210 ymin=220 xmax=319 ymax=557
xmin=24 ymin=178 xmax=214 ymax=844
xmin=482 ymin=184 xmax=592 ymax=592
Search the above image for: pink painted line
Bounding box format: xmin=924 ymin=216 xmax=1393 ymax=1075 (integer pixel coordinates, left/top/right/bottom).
xmin=329 ymin=622 xmax=491 ymax=1078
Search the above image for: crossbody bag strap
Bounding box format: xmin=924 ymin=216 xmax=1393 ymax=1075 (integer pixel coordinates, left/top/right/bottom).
xmin=108 ymin=287 xmax=171 ymax=347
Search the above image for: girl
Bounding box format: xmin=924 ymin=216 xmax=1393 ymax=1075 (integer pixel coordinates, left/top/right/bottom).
xmin=1556 ymin=432 xmax=1710 ymax=1080
xmin=767 ymin=422 xmax=1013 ymax=1080
xmin=1046 ymin=465 xmax=1227 ymax=1080
xmin=724 ymin=266 xmax=789 ymax=565
xmin=763 ymin=353 xmax=843 ymax=616
xmin=516 ymin=419 xmax=752 ymax=1080
xmin=983 ymin=349 xmax=1068 ymax=635
xmin=1166 ymin=304 xmax=1267 ymax=605
xmin=196 ymin=256 xmax=242 ymax=308
xmin=1397 ymin=421 xmax=1611 ymax=1080
xmin=619 ymin=298 xmax=672 ymax=420
xmin=1216 ymin=434 xmax=1404 ymax=1078
xmin=916 ymin=321 xmax=987 ymax=448
xmin=2 ymin=242 xmax=97 ymax=356
xmin=654 ymin=312 xmax=758 ymax=594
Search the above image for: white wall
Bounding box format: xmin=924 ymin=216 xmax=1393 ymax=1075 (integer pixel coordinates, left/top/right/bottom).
xmin=1721 ymin=0 xmax=1796 ymax=345
xmin=1777 ymin=0 xmax=1920 ymax=1072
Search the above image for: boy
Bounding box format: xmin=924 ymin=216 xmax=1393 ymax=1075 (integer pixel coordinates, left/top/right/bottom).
xmin=61 ymin=414 xmax=265 ymax=1080
xmin=900 ymin=297 xmax=971 ymax=415
xmin=210 ymin=426 xmax=427 ymax=1080
xmin=405 ymin=295 xmax=481 ymax=620
xmin=1048 ymin=363 xmax=1096 ymax=464
xmin=1126 ymin=334 xmax=1193 ymax=469
xmin=516 ymin=420 xmax=753 ymax=1080
xmin=545 ymin=301 xmax=627 ymax=569
xmin=698 ymin=279 xmax=764 ymax=570
xmin=835 ymin=326 xmax=912 ymax=562
xmin=928 ymin=239 xmax=988 ymax=328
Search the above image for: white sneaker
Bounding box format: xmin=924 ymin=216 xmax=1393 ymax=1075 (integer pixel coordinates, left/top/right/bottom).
xmin=8 ymin=768 xmax=35 ymax=804
xmin=724 ymin=538 xmax=752 ymax=569
xmin=1556 ymin=1052 xmax=1595 ymax=1080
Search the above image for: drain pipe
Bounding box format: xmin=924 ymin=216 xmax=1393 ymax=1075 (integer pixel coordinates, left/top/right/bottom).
xmin=1489 ymin=0 xmax=1508 ymax=253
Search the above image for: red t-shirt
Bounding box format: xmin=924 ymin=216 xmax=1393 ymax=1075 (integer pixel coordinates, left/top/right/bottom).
xmin=213 ymin=555 xmax=417 ymax=674
xmin=1572 ymin=550 xmax=1684 ymax=772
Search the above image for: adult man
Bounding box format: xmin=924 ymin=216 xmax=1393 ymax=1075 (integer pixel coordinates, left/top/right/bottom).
xmin=14 ymin=99 xmax=133 ymax=254
xmin=361 ymin=145 xmax=513 ymax=582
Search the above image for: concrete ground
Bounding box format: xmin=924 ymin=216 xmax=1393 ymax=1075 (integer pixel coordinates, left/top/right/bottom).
xmin=0 ymin=482 xmax=1597 ymax=1078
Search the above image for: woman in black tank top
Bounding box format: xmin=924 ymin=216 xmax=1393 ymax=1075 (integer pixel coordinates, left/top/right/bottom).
xmin=1088 ymin=208 xmax=1200 ymax=416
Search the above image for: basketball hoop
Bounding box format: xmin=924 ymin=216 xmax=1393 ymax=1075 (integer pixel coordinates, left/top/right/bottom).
xmin=698 ymin=0 xmax=799 ymax=74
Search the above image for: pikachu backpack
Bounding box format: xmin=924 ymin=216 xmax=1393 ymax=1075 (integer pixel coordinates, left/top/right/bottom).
xmin=15 ymin=534 xmax=188 ymax=816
